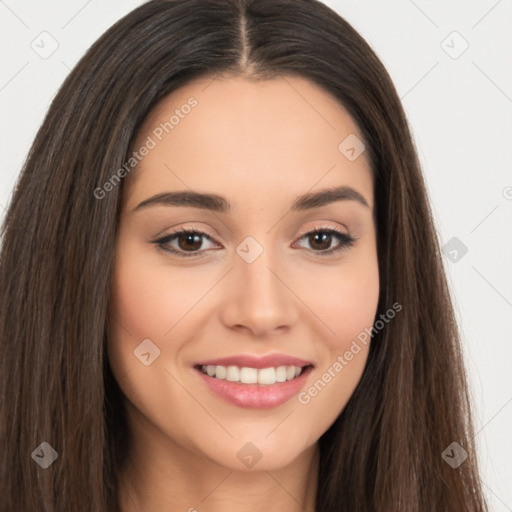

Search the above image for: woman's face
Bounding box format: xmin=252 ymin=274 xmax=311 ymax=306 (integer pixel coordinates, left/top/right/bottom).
xmin=108 ymin=74 xmax=379 ymax=471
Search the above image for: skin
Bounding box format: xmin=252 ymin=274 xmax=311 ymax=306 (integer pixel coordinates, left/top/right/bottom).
xmin=107 ymin=74 xmax=379 ymax=512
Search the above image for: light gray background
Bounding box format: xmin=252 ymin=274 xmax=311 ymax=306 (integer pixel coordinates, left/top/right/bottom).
xmin=1 ymin=1 xmax=511 ymax=509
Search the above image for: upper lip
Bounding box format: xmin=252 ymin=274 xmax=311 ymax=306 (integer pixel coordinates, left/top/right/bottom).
xmin=194 ymin=353 xmax=314 ymax=369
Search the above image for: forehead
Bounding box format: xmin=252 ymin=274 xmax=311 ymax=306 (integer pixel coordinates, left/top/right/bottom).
xmin=123 ymin=74 xmax=373 ymax=211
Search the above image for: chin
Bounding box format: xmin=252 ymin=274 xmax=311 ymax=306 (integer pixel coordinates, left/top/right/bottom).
xmin=203 ymin=436 xmax=312 ymax=473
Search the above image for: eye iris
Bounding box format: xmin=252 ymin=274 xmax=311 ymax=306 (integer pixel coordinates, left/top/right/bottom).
xmin=310 ymin=231 xmax=332 ymax=250
xmin=178 ymin=233 xmax=202 ymax=251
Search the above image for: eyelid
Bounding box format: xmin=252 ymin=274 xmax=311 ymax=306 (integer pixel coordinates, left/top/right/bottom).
xmin=295 ymin=222 xmax=350 ymax=238
xmin=151 ymin=223 xmax=356 ymax=258
xmin=291 ymin=224 xmax=356 ymax=255
xmin=152 ymin=226 xmax=221 ymax=255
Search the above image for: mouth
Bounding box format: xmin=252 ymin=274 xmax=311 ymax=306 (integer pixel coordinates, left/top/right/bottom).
xmin=194 ymin=363 xmax=313 ymax=385
xmin=192 ymin=357 xmax=314 ymax=409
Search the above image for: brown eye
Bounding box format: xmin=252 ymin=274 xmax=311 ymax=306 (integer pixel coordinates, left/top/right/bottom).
xmin=308 ymin=231 xmax=334 ymax=251
xmin=152 ymin=227 xmax=356 ymax=258
xmin=176 ymin=232 xmax=204 ymax=252
xmin=152 ymin=228 xmax=220 ymax=257
xmin=295 ymin=228 xmax=356 ymax=256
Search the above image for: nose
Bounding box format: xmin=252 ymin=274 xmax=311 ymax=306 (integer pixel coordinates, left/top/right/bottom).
xmin=219 ymin=246 xmax=297 ymax=338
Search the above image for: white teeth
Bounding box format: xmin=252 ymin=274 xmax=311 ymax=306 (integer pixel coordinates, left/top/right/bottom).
xmin=239 ymin=367 xmax=258 ymax=384
xmin=275 ymin=366 xmax=287 ymax=383
xmin=225 ymin=365 xmax=240 ymax=382
xmin=199 ymin=364 xmax=307 ymax=385
xmin=258 ymin=367 xmax=276 ymax=385
xmin=215 ymin=365 xmax=226 ymax=379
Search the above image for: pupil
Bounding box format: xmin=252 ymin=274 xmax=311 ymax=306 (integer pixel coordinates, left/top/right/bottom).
xmin=179 ymin=233 xmax=201 ymax=251
xmin=311 ymin=232 xmax=331 ymax=250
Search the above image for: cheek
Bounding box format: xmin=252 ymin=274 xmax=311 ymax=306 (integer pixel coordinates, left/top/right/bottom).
xmin=106 ymin=248 xmax=196 ymax=436
xmin=325 ymin=261 xmax=379 ymax=380
xmin=292 ymin=249 xmax=379 ymax=434
xmin=109 ymin=246 xmax=202 ymax=344
xmin=107 ymin=239 xmax=220 ymax=390
xmin=299 ymin=247 xmax=380 ymax=351
xmin=331 ymin=267 xmax=379 ymax=345
xmin=107 ymin=242 xmax=174 ymax=385
xmin=110 ymin=264 xmax=170 ymax=341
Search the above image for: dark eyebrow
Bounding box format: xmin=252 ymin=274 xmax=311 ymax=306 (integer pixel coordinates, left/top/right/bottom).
xmin=291 ymin=185 xmax=370 ymax=211
xmin=132 ymin=185 xmax=370 ymax=213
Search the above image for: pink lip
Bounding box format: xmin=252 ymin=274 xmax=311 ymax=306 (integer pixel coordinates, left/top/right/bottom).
xmin=194 ymin=353 xmax=313 ymax=369
xmin=195 ymin=365 xmax=314 ymax=409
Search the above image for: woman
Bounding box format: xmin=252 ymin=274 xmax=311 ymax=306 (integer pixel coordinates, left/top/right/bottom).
xmin=0 ymin=0 xmax=488 ymax=510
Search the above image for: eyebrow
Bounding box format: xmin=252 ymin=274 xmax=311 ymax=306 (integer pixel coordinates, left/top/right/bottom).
xmin=132 ymin=185 xmax=370 ymax=213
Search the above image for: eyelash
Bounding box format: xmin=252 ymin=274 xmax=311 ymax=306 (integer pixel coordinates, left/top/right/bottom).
xmin=151 ymin=226 xmax=356 ymax=258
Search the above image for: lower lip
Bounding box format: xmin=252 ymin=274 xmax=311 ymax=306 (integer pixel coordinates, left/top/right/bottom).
xmin=194 ymin=366 xmax=313 ymax=409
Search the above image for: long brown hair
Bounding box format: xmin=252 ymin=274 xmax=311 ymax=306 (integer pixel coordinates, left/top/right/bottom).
xmin=0 ymin=1 xmax=488 ymax=510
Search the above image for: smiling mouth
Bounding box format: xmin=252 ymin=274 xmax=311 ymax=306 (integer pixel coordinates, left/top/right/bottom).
xmin=194 ymin=364 xmax=314 ymax=386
